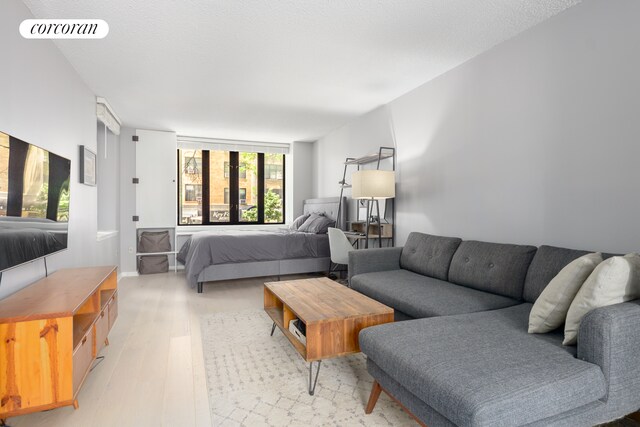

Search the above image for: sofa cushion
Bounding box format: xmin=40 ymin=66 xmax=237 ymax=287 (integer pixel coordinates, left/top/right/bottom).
xmin=367 ymin=359 xmax=457 ymax=427
xmin=448 ymin=240 xmax=537 ymax=300
xmin=360 ymin=304 xmax=607 ymax=427
xmin=523 ymin=245 xmax=591 ymax=303
xmin=400 ymin=232 xmax=462 ymax=280
xmin=350 ymin=269 xmax=518 ymax=319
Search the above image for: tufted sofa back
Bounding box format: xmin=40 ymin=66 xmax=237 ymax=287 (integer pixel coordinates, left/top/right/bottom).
xmin=522 ymin=245 xmax=590 ymax=303
xmin=522 ymin=246 xmax=619 ymax=303
xmin=448 ymin=241 xmax=537 ymax=300
xmin=400 ymin=232 xmax=462 ymax=280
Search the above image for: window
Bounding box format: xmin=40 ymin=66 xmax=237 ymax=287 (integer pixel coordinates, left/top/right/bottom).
xmin=178 ymin=149 xmax=285 ymax=225
xmin=184 ymin=184 xmax=202 ymax=202
xmin=224 ymin=161 xmax=246 ymax=178
xmin=264 ymin=154 xmax=284 ymax=223
xmin=223 ymin=187 xmax=245 ymax=204
xmin=265 ymin=163 xmax=283 ymax=180
xmin=185 ymin=156 xmax=202 ymax=174
xmin=178 ymin=149 xmax=203 ymax=224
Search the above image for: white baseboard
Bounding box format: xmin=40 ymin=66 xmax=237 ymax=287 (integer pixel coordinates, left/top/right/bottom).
xmin=120 ymin=269 xmax=182 ymax=277
xmin=120 ymin=271 xmax=139 ymax=277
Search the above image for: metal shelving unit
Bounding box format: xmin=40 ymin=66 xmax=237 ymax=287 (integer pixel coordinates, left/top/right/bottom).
xmin=136 ymin=227 xmax=178 ymax=273
xmin=337 ymin=147 xmax=396 ymax=248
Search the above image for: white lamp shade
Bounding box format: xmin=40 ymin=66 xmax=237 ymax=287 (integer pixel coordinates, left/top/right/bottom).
xmin=351 ymin=170 xmax=395 ymax=199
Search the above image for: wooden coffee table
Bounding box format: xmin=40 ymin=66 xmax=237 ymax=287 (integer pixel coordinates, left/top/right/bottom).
xmin=264 ymin=277 xmax=393 ymax=395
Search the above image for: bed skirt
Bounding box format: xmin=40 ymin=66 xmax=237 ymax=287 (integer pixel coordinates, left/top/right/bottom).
xmin=196 ymin=257 xmax=331 ymax=293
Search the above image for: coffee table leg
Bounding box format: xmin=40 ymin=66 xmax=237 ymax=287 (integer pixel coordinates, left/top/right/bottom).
xmin=270 ymin=322 xmax=277 ymax=336
xmin=308 ymin=361 xmax=322 ymax=395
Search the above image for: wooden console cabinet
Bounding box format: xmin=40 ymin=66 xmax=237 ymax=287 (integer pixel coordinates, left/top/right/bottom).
xmin=0 ymin=266 xmax=118 ymax=422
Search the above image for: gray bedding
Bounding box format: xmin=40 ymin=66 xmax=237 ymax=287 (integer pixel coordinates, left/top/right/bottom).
xmin=177 ymin=228 xmax=329 ymax=286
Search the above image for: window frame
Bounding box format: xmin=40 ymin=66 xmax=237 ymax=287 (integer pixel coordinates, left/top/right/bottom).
xmin=177 ymin=149 xmax=285 ymax=226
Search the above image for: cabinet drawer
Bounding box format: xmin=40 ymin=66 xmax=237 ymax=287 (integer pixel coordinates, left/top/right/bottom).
xmin=95 ymin=309 xmax=109 ymax=356
xmin=72 ymin=329 xmax=94 ymax=393
xmin=108 ymin=293 xmax=118 ymax=330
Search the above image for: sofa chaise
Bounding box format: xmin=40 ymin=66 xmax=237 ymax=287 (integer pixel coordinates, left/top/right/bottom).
xmin=349 ymin=232 xmax=640 ymax=427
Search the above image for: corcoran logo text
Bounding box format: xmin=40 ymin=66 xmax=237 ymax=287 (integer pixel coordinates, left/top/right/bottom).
xmin=20 ymin=19 xmax=109 ymax=39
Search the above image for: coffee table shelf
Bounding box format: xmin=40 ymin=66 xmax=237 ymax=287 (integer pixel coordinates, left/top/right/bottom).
xmin=264 ymin=277 xmax=393 ymax=394
xmin=264 ymin=306 xmax=307 ymax=359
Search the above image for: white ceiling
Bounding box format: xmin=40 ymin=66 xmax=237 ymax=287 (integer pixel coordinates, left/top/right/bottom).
xmin=23 ymin=0 xmax=580 ymax=142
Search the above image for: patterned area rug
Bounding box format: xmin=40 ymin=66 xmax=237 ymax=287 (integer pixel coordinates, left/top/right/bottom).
xmin=201 ymin=310 xmax=415 ymax=426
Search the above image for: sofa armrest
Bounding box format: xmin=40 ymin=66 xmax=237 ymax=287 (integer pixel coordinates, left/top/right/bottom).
xmin=348 ymin=247 xmax=403 ymax=283
xmin=577 ymin=300 xmax=640 ymax=407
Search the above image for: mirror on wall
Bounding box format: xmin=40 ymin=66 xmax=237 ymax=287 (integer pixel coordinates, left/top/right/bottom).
xmin=0 ymin=131 xmax=71 ymax=271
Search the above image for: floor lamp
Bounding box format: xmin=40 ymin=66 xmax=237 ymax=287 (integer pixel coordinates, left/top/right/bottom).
xmin=351 ymin=170 xmax=395 ymax=249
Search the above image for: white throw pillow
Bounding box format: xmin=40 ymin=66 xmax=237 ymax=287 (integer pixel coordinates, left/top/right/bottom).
xmin=563 ymin=253 xmax=640 ymax=345
xmin=528 ymin=253 xmax=602 ymax=334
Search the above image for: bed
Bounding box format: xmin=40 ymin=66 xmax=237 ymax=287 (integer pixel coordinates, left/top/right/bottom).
xmin=177 ymin=197 xmax=345 ymax=293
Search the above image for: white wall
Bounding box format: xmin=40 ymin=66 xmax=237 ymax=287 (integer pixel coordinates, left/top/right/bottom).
xmin=118 ymin=129 xmax=310 ymax=274
xmin=97 ymin=122 xmax=120 ymax=232
xmin=314 ymin=0 xmax=640 ymax=254
xmin=0 ymin=0 xmax=118 ymax=298
xmin=291 ymin=141 xmax=314 ymax=219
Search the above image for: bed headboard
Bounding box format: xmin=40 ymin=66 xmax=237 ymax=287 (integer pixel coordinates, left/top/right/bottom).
xmin=303 ymin=197 xmax=347 ymax=230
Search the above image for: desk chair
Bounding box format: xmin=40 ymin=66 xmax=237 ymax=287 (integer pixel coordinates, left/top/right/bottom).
xmin=328 ymin=227 xmax=354 ymax=281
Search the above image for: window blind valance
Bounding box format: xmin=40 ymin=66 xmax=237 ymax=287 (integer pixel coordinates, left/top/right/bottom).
xmin=96 ymin=97 xmax=121 ymax=135
xmin=177 ymin=135 xmax=290 ymax=154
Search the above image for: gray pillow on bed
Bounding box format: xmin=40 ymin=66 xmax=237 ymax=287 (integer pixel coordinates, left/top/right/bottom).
xmin=297 ymin=213 xmax=335 ymax=234
xmin=290 ymin=213 xmax=311 ymax=230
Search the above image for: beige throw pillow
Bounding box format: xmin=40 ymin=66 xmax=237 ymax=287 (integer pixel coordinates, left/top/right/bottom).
xmin=528 ymin=253 xmax=602 ymax=334
xmin=563 ymin=253 xmax=640 ymax=345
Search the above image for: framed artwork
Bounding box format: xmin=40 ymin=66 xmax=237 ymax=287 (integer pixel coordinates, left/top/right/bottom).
xmin=79 ymin=145 xmax=96 ymax=186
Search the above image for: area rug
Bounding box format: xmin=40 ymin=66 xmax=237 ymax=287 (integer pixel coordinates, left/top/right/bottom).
xmin=201 ymin=309 xmax=415 ymax=426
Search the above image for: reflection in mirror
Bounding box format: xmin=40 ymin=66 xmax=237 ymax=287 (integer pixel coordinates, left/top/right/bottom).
xmin=0 ymin=131 xmax=70 ymax=271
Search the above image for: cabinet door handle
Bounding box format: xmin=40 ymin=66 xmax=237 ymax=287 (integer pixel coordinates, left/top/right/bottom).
xmin=82 ymin=336 xmax=87 ymax=345
xmin=101 ymin=311 xmax=105 ymax=318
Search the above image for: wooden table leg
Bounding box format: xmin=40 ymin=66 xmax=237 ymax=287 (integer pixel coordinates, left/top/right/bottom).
xmin=365 ymin=380 xmax=382 ymax=414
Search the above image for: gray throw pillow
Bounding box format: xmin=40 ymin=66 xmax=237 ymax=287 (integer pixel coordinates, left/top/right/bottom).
xmin=289 ymin=213 xmax=310 ymax=230
xmin=297 ymin=213 xmax=335 ymax=234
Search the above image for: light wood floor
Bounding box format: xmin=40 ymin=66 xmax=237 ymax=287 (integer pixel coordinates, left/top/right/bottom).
xmin=8 ymin=272 xmax=639 ymax=427
xmin=9 ymin=271 xmax=280 ymax=427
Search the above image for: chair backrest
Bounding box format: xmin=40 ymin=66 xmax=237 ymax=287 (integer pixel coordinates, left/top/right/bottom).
xmin=328 ymin=227 xmax=354 ymax=265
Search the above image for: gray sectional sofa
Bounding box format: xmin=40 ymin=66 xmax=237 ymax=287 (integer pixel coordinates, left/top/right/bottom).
xmin=348 ymin=232 xmax=640 ymax=427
